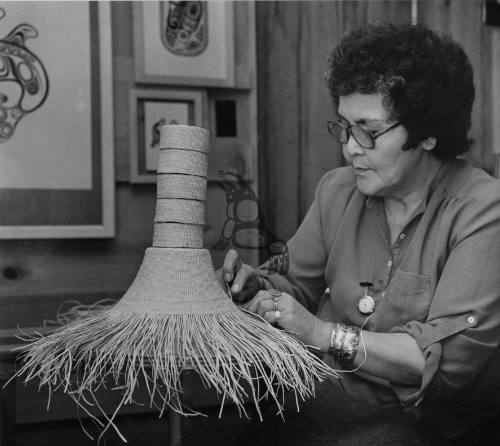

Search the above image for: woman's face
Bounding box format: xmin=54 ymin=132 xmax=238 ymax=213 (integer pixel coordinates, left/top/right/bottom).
xmin=338 ymin=92 xmax=430 ymax=198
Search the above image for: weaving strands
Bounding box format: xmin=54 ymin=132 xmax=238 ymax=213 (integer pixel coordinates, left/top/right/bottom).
xmin=15 ymin=125 xmax=334 ymax=442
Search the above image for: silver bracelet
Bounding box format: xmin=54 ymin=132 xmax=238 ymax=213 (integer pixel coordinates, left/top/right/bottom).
xmin=328 ymin=323 xmax=361 ymax=364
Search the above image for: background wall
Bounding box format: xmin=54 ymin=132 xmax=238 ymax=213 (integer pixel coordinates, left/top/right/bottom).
xmin=1 ymin=0 xmax=499 ymax=430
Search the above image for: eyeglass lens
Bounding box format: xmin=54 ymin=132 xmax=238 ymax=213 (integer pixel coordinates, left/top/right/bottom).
xmin=328 ymin=121 xmax=373 ymax=149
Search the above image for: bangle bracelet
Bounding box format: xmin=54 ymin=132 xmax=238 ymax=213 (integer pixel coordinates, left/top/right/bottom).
xmin=327 ymin=323 xmax=361 ymax=365
xmin=341 ymin=326 xmax=361 ymax=364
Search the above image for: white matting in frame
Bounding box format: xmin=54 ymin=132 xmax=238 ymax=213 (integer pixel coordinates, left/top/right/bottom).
xmin=133 ymin=1 xmax=235 ymax=87
xmin=129 ymin=88 xmax=206 ymax=183
xmin=0 ymin=2 xmax=114 ymax=239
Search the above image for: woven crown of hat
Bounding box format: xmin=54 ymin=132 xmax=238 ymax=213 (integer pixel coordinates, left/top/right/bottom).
xmin=16 ymin=125 xmax=334 ymax=442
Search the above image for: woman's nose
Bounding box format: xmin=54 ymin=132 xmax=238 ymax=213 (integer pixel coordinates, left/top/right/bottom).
xmin=343 ymin=134 xmax=365 ymax=157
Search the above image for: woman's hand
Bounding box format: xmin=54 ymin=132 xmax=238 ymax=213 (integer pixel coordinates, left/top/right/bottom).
xmin=242 ymin=289 xmax=331 ymax=351
xmin=216 ymin=249 xmax=265 ymax=303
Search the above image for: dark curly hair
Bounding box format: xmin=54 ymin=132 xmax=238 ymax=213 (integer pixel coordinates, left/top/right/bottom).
xmin=326 ymin=23 xmax=475 ymax=159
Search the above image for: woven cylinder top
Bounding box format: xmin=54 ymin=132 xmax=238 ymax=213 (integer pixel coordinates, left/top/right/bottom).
xmin=157 ymin=175 xmax=207 ymax=201
xmin=160 ymin=124 xmax=209 ymax=153
xmin=152 ymin=125 xmax=209 ymax=248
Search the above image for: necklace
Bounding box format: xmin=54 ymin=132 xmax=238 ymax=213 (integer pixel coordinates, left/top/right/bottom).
xmin=384 ymin=201 xmax=405 ymax=226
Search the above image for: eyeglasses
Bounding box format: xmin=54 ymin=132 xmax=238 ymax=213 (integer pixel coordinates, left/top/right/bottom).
xmin=327 ymin=119 xmax=401 ymax=149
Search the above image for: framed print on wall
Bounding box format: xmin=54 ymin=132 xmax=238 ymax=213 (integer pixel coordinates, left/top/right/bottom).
xmin=0 ymin=1 xmax=114 ymax=239
xmin=133 ymin=1 xmax=235 ymax=87
xmin=129 ymin=88 xmax=206 ymax=183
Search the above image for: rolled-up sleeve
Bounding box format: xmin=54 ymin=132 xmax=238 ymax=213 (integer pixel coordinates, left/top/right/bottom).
xmin=391 ymin=195 xmax=500 ymax=405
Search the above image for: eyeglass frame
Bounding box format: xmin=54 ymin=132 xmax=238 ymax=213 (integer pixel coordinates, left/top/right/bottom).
xmin=327 ymin=118 xmax=401 ymax=150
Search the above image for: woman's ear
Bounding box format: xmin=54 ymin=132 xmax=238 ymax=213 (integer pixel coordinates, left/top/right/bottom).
xmin=420 ymin=137 xmax=436 ymax=152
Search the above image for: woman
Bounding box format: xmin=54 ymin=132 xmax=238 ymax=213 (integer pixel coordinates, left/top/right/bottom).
xmin=220 ymin=23 xmax=500 ymax=444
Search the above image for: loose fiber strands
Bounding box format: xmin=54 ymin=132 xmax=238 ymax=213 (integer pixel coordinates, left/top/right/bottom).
xmin=14 ymin=125 xmax=336 ymax=443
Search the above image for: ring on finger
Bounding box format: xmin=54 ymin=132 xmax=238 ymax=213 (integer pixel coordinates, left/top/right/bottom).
xmin=270 ymin=289 xmax=281 ymax=300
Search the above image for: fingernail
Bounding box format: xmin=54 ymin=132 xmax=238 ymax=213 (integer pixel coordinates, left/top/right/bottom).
xmin=225 ymin=273 xmax=232 ymax=282
xmin=232 ymin=284 xmax=240 ymax=293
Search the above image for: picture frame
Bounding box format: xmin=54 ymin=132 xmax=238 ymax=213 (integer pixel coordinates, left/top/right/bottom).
xmin=129 ymin=88 xmax=206 ymax=183
xmin=133 ymin=1 xmax=235 ymax=87
xmin=0 ymin=2 xmax=114 ymax=239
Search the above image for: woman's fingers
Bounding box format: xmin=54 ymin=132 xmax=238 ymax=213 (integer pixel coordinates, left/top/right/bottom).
xmin=231 ymin=270 xmax=262 ymax=303
xmin=232 ymin=264 xmax=263 ymax=295
xmin=242 ymin=289 xmax=319 ymax=345
xmin=218 ymin=249 xmax=263 ymax=303
xmin=243 ymin=290 xmax=286 ymax=324
xmin=222 ymin=249 xmax=240 ymax=283
xmin=242 ymin=290 xmax=267 ymax=313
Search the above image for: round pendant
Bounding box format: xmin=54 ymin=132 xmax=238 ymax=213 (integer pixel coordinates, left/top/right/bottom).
xmin=358 ymin=295 xmax=375 ymax=314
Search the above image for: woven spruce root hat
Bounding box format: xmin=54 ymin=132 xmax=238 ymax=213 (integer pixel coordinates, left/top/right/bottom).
xmin=16 ymin=125 xmax=334 ymax=441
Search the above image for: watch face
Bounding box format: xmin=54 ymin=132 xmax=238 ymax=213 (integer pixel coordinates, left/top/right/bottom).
xmin=357 ymin=295 xmax=375 ymax=314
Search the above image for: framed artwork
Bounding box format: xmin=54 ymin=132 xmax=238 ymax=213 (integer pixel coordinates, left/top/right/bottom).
xmin=129 ymin=88 xmax=206 ymax=183
xmin=133 ymin=1 xmax=235 ymax=87
xmin=0 ymin=2 xmax=114 ymax=239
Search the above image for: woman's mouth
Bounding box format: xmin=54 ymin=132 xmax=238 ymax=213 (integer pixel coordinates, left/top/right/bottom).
xmin=353 ymin=166 xmax=371 ymax=173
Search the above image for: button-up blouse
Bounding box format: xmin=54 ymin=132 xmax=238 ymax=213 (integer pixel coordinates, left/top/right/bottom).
xmin=264 ymin=159 xmax=500 ymax=437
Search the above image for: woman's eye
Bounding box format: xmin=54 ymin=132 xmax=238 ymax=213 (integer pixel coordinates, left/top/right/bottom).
xmin=360 ymin=125 xmax=379 ymax=137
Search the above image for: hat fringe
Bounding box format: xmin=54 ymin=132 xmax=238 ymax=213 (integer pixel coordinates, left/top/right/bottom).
xmin=16 ymin=307 xmax=335 ymax=441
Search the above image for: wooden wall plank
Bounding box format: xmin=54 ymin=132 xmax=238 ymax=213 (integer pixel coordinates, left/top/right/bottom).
xmin=233 ymin=1 xmax=257 ymax=89
xmin=257 ymin=2 xmax=303 ymax=240
xmin=297 ymin=1 xmax=351 ymax=218
xmin=113 ymin=1 xmax=135 ymax=182
xmin=418 ymin=0 xmax=496 ymax=174
xmin=491 ymin=27 xmax=500 ymax=159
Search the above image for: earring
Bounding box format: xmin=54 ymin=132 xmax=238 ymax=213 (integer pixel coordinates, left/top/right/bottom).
xmin=422 ymin=137 xmax=436 ymax=151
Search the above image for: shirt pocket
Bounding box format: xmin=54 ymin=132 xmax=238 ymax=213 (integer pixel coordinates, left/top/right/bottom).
xmin=383 ymin=269 xmax=432 ymax=324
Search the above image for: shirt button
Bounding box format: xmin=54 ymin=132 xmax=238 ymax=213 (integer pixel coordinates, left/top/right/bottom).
xmin=399 ymin=233 xmax=406 ymax=240
xmin=467 ymin=315 xmax=476 ymax=324
xmin=387 ymin=260 xmax=393 ymax=267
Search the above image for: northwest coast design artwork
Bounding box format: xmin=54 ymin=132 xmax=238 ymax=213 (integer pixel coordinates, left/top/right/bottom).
xmin=0 ymin=8 xmax=50 ymax=143
xmin=161 ymin=1 xmax=208 ymax=56
xmin=212 ymin=170 xmax=289 ymax=275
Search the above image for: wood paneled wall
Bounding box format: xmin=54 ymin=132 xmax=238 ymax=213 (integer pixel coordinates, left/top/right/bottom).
xmin=257 ymin=0 xmax=499 ymax=241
